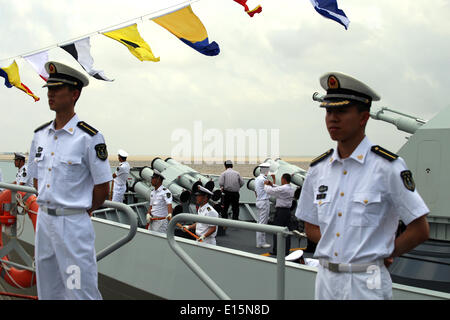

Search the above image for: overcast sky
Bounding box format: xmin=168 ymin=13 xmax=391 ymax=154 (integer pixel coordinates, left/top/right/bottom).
xmin=1 ymin=0 xmax=449 ymax=161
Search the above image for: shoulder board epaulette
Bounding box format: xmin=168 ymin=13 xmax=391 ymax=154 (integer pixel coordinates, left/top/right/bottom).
xmin=77 ymin=121 xmax=98 ymax=136
xmin=310 ymin=149 xmax=333 ymax=167
xmin=371 ymin=145 xmax=398 ymax=162
xmin=34 ymin=120 xmax=52 ymax=133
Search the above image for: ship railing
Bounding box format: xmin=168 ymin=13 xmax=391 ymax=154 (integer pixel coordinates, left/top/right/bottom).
xmin=0 ymin=183 xmax=138 ymax=272
xmin=0 ymin=183 xmax=39 ymax=273
xmin=167 ymin=213 xmax=291 ymax=300
xmin=95 ymin=200 xmax=138 ymax=261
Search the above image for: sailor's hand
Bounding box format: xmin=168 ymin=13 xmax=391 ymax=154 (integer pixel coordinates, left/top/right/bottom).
xmin=384 ymin=257 xmax=394 ymax=268
xmin=196 ymin=235 xmax=205 ymax=242
xmin=146 ymin=213 xmax=152 ymax=223
xmin=167 ymin=213 xmax=172 ymax=220
xmin=182 ymin=225 xmax=190 ymax=231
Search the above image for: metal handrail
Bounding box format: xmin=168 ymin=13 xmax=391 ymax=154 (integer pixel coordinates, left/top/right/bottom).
xmin=0 ymin=182 xmax=38 ymax=270
xmin=0 ymin=183 xmax=138 ymax=264
xmin=94 ymin=200 xmax=138 ymax=262
xmin=167 ymin=213 xmax=291 ymax=300
xmin=0 ymin=182 xmax=37 ymax=195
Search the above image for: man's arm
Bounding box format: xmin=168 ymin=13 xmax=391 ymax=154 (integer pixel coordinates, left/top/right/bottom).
xmin=218 ymin=173 xmax=224 ymax=189
xmin=203 ymin=226 xmax=217 ymax=239
xmin=238 ymin=174 xmax=244 ymax=187
xmin=88 ymin=182 xmax=110 ymax=216
xmin=390 ymin=215 xmax=429 ymax=258
xmin=304 ymin=222 xmax=321 ymax=244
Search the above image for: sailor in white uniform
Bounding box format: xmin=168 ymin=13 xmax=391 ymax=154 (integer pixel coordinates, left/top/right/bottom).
xmin=111 ymin=149 xmax=130 ymax=203
xmin=255 ymin=162 xmax=271 ymax=248
xmin=264 ymin=173 xmax=295 ymax=256
xmin=146 ymin=169 xmax=173 ymax=233
xmin=295 ymin=72 xmax=430 ymax=300
xmin=28 ymin=61 xmax=112 ymax=300
xmin=13 ymin=152 xmax=32 ymax=187
xmin=183 ymin=186 xmax=219 ymax=245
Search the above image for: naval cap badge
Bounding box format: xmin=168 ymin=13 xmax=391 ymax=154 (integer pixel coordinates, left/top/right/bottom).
xmin=48 ymin=63 xmax=56 ymax=74
xmin=327 ymin=75 xmax=340 ymax=90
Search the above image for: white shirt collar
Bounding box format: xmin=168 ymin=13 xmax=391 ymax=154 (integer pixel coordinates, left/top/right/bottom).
xmin=330 ymin=136 xmax=372 ymax=165
xmin=48 ymin=114 xmax=79 ymax=135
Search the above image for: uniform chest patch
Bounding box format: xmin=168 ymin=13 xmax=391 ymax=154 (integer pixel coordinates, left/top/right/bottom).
xmin=207 ymin=207 xmax=211 ymax=211
xmin=401 ymin=170 xmax=415 ymax=192
xmin=95 ymin=143 xmax=108 ymax=161
xmin=166 ymin=193 xmax=171 ymax=198
xmin=318 ymin=185 xmax=328 ymax=193
xmin=316 ymin=193 xmax=326 ymax=200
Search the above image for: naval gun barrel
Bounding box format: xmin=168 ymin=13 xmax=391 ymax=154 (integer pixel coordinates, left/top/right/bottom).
xmin=165 ymin=158 xmax=215 ymax=191
xmin=152 ymin=157 xmax=202 ymax=193
xmin=370 ymin=107 xmax=426 ymax=134
xmin=151 ymin=157 xmax=221 ymax=201
xmin=139 ymin=166 xmax=191 ymax=203
xmin=313 ymin=92 xmax=426 ymax=134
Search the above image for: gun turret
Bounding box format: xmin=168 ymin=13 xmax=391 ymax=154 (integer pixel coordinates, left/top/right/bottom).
xmin=151 ymin=157 xmax=221 ymax=201
xmin=312 ymin=92 xmax=427 ymax=134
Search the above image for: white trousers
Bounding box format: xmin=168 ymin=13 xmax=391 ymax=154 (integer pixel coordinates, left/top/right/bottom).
xmin=255 ymin=200 xmax=270 ymax=246
xmin=198 ymin=236 xmax=216 ymax=245
xmin=35 ymin=207 xmax=102 ymax=300
xmin=112 ymin=185 xmax=126 ymax=203
xmin=315 ymin=263 xmax=393 ymax=300
xmin=149 ymin=218 xmax=168 ymax=233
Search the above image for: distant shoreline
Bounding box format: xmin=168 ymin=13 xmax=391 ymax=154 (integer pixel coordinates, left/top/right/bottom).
xmin=0 ymin=154 xmax=314 ymax=162
xmin=0 ymin=155 xmax=312 ymax=177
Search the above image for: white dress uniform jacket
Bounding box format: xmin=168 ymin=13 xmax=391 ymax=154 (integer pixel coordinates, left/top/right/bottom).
xmin=149 ymin=185 xmax=172 ymax=233
xmin=295 ymin=136 xmax=429 ymax=300
xmin=255 ymin=174 xmax=270 ymax=247
xmin=112 ymin=161 xmax=130 ymax=202
xmin=28 ymin=114 xmax=112 ymax=300
xmin=16 ymin=164 xmax=32 ymax=187
xmin=264 ymin=183 xmax=294 ymax=208
xmin=196 ymin=203 xmax=219 ymax=245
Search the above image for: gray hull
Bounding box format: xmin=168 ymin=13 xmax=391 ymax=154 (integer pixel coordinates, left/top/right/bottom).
xmin=6 ymin=212 xmax=448 ymax=300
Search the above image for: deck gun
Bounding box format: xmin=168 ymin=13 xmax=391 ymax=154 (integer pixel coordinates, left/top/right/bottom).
xmin=312 ymin=92 xmax=427 ymax=134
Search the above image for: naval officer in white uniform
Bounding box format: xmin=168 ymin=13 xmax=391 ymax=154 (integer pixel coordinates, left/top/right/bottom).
xmin=183 ymin=186 xmax=219 ymax=245
xmin=295 ymin=72 xmax=430 ymax=300
xmin=28 ymin=61 xmax=112 ymax=300
xmin=111 ymin=149 xmax=130 ymax=203
xmin=13 ymin=152 xmax=32 ymax=187
xmin=255 ymin=162 xmax=271 ymax=248
xmin=146 ymin=169 xmax=173 ymax=233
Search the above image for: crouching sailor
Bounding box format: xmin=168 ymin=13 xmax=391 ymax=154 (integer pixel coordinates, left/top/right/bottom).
xmin=183 ymin=186 xmax=219 ymax=245
xmin=28 ymin=61 xmax=112 ymax=300
xmin=146 ymin=169 xmax=173 ymax=233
